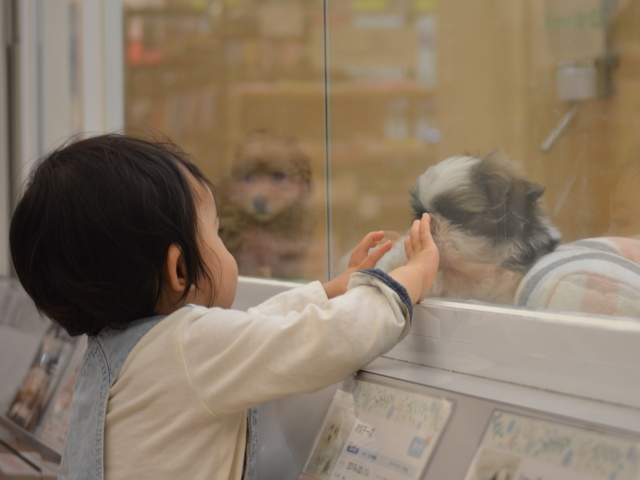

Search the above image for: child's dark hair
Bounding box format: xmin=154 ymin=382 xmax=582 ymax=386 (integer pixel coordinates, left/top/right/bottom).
xmin=10 ymin=134 xmax=216 ymax=336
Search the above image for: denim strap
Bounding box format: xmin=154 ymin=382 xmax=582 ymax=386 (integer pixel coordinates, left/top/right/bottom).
xmin=58 ymin=316 xmax=165 ymax=480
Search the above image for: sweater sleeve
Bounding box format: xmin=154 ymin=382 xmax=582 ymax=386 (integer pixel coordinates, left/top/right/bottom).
xmin=245 ymin=280 xmax=330 ymax=316
xmin=180 ymin=271 xmax=412 ymax=415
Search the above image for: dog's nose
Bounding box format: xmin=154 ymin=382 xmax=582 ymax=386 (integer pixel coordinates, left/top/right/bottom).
xmin=253 ymin=196 xmax=268 ymax=214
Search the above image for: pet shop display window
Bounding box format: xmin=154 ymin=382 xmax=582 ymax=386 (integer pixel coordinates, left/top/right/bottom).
xmin=5 ymin=0 xmax=639 ymax=398
xmin=116 ymin=0 xmax=640 ymax=347
xmin=117 ymin=0 xmax=640 ymax=405
xmin=121 ymin=0 xmax=329 ymax=282
xmin=321 ymin=0 xmax=640 ymax=322
xmin=320 ymin=0 xmax=640 ymax=421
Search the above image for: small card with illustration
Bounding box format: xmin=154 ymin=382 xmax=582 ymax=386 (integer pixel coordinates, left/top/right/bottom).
xmin=464 ymin=410 xmax=640 ymax=480
xmin=299 ymin=378 xmax=453 ymax=480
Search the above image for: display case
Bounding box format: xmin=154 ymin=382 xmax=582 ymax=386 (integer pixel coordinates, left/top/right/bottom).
xmin=234 ymin=279 xmax=640 ymax=480
xmin=121 ymin=0 xmax=640 ymax=319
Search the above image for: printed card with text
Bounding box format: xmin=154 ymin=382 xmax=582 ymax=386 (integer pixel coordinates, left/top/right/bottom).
xmin=299 ymin=378 xmax=453 ymax=480
xmin=464 ymin=410 xmax=640 ymax=480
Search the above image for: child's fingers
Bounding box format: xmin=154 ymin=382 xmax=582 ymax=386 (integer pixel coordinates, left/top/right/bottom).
xmin=419 ymin=213 xmax=434 ymax=249
xmin=349 ymin=231 xmax=385 ymax=266
xmin=404 ymin=235 xmax=413 ymax=258
xmin=355 ymin=231 xmax=384 ymax=254
xmin=358 ymin=240 xmax=392 ymax=269
xmin=410 ymin=219 xmax=421 ymax=254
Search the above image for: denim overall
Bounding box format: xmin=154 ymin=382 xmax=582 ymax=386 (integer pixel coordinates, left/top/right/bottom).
xmin=57 ymin=314 xmax=257 ymax=480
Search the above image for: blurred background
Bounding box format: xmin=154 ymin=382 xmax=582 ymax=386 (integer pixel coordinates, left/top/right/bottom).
xmin=119 ymin=0 xmax=640 ymax=281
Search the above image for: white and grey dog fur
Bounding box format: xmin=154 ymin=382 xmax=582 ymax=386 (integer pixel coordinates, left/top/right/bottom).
xmin=375 ymin=152 xmax=561 ymax=304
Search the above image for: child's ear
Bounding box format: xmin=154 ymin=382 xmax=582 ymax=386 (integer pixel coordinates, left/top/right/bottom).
xmin=164 ymin=244 xmax=188 ymax=294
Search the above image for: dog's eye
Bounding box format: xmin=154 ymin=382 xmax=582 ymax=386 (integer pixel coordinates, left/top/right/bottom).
xmin=244 ymin=174 xmax=254 ymax=182
xmin=272 ymin=172 xmax=285 ymax=181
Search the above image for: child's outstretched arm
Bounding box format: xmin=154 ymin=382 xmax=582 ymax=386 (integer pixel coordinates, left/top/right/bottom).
xmin=388 ymin=213 xmax=439 ymax=305
xmin=323 ymin=231 xmax=393 ymax=299
xmin=171 ymin=215 xmax=438 ymax=415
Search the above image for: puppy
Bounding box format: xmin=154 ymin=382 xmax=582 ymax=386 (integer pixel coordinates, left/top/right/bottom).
xmin=376 ymin=152 xmax=561 ymax=304
xmin=305 ymin=402 xmax=355 ymax=479
xmin=471 ymin=448 xmax=521 ymax=480
xmin=218 ymin=131 xmax=316 ymax=279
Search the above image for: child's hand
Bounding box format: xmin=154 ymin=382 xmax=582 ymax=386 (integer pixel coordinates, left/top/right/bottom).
xmin=389 ymin=214 xmax=440 ymax=305
xmin=323 ymin=231 xmax=393 ymax=299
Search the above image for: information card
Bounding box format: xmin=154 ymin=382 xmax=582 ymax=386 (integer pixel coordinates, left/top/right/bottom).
xmin=464 ymin=410 xmax=640 ymax=480
xmin=299 ymin=378 xmax=453 ymax=480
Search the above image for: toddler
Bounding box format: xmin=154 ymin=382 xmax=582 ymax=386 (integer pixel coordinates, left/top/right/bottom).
xmin=9 ymin=134 xmax=439 ymax=480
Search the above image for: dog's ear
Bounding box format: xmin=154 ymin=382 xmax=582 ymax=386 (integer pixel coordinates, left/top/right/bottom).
xmin=526 ymin=182 xmax=544 ymax=202
xmin=475 ymin=153 xmax=559 ymax=269
xmin=474 ymin=153 xmax=539 ymax=242
xmin=474 ymin=154 xmax=512 ymax=234
xmin=409 ymin=186 xmax=429 ymax=220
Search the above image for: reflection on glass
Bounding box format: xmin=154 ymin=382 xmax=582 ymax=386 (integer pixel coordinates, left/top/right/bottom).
xmin=123 ymin=0 xmax=328 ymax=281
xmin=327 ymin=0 xmax=640 ymax=320
xmin=218 ymin=130 xmax=316 ymax=278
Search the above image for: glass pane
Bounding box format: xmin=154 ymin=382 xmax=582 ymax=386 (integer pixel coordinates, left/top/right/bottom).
xmin=122 ymin=0 xmax=328 ymax=281
xmin=326 ymin=0 xmax=640 ymax=320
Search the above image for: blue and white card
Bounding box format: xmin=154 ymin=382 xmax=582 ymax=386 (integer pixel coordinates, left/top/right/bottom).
xmin=300 ymin=378 xmax=453 ymax=480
